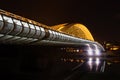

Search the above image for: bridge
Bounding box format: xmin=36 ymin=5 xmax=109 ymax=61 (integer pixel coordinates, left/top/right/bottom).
xmin=0 ymin=9 xmax=104 ymax=53
xmin=0 ymin=9 xmax=107 ymax=80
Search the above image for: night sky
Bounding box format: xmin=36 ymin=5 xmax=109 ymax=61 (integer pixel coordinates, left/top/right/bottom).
xmin=0 ymin=0 xmax=120 ymax=42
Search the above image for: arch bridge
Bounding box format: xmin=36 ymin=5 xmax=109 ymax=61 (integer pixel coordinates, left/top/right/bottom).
xmin=0 ymin=9 xmax=105 ymax=54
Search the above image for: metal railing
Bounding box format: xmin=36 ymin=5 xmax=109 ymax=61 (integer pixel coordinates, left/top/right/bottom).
xmin=0 ymin=9 xmax=105 ymax=51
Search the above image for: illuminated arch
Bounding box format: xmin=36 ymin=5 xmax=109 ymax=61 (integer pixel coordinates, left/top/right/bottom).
xmin=51 ymin=23 xmax=94 ymax=41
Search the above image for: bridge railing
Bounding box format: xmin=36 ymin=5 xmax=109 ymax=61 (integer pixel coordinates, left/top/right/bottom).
xmin=0 ymin=9 xmax=105 ymax=51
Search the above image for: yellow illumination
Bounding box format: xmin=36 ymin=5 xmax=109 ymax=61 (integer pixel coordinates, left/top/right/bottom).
xmin=73 ymin=24 xmax=94 ymax=41
xmin=107 ymin=62 xmax=112 ymax=65
xmin=110 ymin=47 xmax=119 ymax=50
xmin=51 ymin=23 xmax=94 ymax=41
xmin=106 ymin=43 xmax=111 ymax=46
xmin=81 ymin=60 xmax=84 ymax=62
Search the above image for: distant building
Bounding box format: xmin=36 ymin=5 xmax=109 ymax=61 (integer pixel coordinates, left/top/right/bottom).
xmin=103 ymin=41 xmax=120 ymax=51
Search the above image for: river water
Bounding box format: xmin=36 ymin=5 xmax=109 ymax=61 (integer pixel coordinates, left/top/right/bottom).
xmin=0 ymin=45 xmax=120 ymax=80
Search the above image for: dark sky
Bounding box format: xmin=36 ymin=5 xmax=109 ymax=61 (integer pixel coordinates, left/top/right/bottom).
xmin=0 ymin=0 xmax=120 ymax=42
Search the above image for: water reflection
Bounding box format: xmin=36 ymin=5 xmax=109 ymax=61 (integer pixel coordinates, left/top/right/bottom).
xmin=87 ymin=57 xmax=106 ymax=72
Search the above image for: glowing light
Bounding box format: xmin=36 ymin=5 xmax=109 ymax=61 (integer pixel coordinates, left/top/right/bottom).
xmin=110 ymin=47 xmax=119 ymax=50
xmin=95 ymin=49 xmax=100 ymax=56
xmin=76 ymin=49 xmax=79 ymax=52
xmin=88 ymin=58 xmax=93 ymax=65
xmin=93 ymin=44 xmax=101 ymax=56
xmin=63 ymin=59 xmax=66 ymax=62
xmin=74 ymin=24 xmax=94 ymax=41
xmin=87 ymin=44 xmax=93 ymax=56
xmin=81 ymin=60 xmax=84 ymax=63
xmin=88 ymin=47 xmax=93 ymax=56
xmin=95 ymin=58 xmax=100 ymax=71
xmin=107 ymin=62 xmax=111 ymax=65
xmin=70 ymin=59 xmax=74 ymax=62
xmin=95 ymin=58 xmax=100 ymax=65
xmin=106 ymin=43 xmax=111 ymax=46
xmin=51 ymin=23 xmax=94 ymax=41
xmin=88 ymin=58 xmax=93 ymax=70
xmin=89 ymin=57 xmax=92 ymax=61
